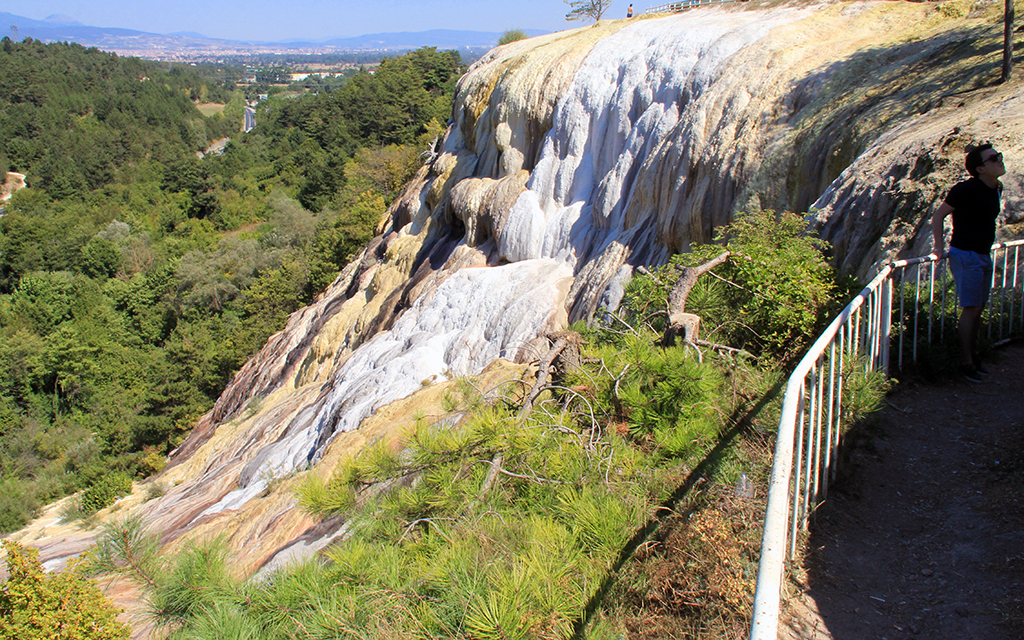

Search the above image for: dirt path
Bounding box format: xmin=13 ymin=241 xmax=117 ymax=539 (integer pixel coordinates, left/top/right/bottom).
xmin=781 ymin=342 xmax=1024 ymax=640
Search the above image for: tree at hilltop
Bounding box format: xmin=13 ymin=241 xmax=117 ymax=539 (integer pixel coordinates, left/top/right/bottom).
xmin=498 ymin=29 xmax=528 ymax=45
xmin=565 ymin=0 xmax=612 ymax=23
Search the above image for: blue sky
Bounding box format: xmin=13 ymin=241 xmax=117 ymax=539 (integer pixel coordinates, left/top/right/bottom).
xmin=1 ymin=0 xmax=622 ymax=41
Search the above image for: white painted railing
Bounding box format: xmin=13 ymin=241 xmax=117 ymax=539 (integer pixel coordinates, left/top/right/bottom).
xmin=645 ymin=0 xmax=739 ymax=14
xmin=749 ymin=239 xmax=1024 ymax=640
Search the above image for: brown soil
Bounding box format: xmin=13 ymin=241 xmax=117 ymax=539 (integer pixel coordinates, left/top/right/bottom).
xmin=1 ymin=171 xmax=26 ymax=202
xmin=782 ymin=342 xmax=1024 ymax=639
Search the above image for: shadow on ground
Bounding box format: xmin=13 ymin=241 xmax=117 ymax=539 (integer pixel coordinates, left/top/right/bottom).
xmin=782 ymin=342 xmax=1024 ymax=640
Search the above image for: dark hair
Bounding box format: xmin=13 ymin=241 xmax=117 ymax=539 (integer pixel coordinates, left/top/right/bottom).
xmin=965 ymin=142 xmax=994 ymax=178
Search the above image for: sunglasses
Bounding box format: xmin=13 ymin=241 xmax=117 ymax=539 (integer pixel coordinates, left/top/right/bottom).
xmin=983 ymin=152 xmax=1003 ymax=164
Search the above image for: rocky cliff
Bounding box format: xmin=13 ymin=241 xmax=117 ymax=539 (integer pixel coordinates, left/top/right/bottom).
xmin=8 ymin=0 xmax=1023 ymax=629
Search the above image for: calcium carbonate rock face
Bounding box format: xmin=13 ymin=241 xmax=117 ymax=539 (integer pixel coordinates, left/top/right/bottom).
xmin=11 ymin=3 xmax=1022 ymax=606
xmin=807 ymin=86 xmax=1024 ymax=280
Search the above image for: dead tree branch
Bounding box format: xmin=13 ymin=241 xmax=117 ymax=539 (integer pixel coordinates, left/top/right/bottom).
xmin=519 ymin=331 xmax=581 ymax=417
xmin=475 ymin=452 xmax=505 ymax=503
xmin=471 ymin=331 xmax=582 ymax=508
xmin=662 ymin=251 xmax=730 ymax=348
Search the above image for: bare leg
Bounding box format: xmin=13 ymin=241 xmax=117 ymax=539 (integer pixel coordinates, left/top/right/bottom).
xmin=958 ymin=305 xmax=984 ymax=364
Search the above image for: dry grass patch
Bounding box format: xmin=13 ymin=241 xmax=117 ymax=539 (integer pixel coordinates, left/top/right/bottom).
xmin=602 ymin=478 xmax=766 ymax=640
xmin=196 ymin=103 xmax=226 ymax=116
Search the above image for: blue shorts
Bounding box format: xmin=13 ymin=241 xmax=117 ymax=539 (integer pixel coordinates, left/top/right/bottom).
xmin=948 ymin=246 xmax=993 ymax=308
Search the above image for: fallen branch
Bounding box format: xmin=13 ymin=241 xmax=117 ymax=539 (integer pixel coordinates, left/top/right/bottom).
xmin=399 ymin=516 xmax=456 ymax=543
xmin=467 ymin=332 xmax=584 ymax=510
xmin=694 ymin=339 xmax=751 ymax=357
xmin=496 ymin=466 xmax=566 ymax=485
xmin=613 ymin=363 xmax=630 ymax=401
xmin=475 ymin=452 xmax=505 ymax=502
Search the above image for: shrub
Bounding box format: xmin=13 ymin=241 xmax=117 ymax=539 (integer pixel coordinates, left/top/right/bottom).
xmin=621 ymin=210 xmax=839 ymax=361
xmin=715 ymin=210 xmax=837 ymax=357
xmin=498 ymin=29 xmax=528 ymax=45
xmin=571 ymin=333 xmax=727 ymax=459
xmin=0 ymin=479 xmax=39 ymax=535
xmin=148 ymin=537 xmax=239 ymax=624
xmin=0 ymin=540 xmax=130 ymax=640
xmin=80 ymin=472 xmax=133 ymax=515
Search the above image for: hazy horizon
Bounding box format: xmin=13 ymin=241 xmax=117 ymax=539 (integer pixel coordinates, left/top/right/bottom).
xmin=0 ymin=0 xmax=612 ymax=42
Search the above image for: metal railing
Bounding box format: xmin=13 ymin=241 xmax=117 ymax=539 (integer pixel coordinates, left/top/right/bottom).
xmin=749 ymin=239 xmax=1024 ymax=640
xmin=645 ymin=0 xmax=738 ymax=15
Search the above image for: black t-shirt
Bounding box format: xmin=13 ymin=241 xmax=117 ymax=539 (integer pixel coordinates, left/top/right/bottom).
xmin=943 ymin=177 xmax=1002 ymax=254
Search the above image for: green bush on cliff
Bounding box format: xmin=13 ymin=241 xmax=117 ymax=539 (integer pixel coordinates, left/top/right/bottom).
xmin=621 ymin=210 xmax=840 ymax=361
xmin=79 ymin=472 xmax=133 ymax=516
xmin=148 ymin=537 xmax=239 ymax=624
xmin=498 ymin=29 xmax=528 ymax=45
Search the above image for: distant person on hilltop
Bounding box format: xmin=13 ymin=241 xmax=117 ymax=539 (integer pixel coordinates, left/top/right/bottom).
xmin=931 ymin=142 xmax=1006 ymax=383
xmin=627 ymin=3 xmax=634 ymax=17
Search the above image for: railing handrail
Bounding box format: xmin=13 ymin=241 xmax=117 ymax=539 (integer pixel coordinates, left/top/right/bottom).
xmin=750 ymin=239 xmax=1024 ymax=640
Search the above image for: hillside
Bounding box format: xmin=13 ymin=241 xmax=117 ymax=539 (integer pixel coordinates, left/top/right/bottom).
xmin=0 ymin=39 xmax=238 ymax=195
xmin=0 ymin=43 xmax=464 ymax=538
xmin=0 ymin=12 xmax=542 ymax=58
xmin=4 ymin=1 xmax=1024 ymax=637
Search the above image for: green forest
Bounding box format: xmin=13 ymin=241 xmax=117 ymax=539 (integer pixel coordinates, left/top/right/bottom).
xmin=0 ymin=38 xmax=465 ymax=533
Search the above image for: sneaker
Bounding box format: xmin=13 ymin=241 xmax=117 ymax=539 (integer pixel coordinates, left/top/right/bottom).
xmin=974 ymin=361 xmax=990 ymax=376
xmin=961 ymin=364 xmax=983 ymax=383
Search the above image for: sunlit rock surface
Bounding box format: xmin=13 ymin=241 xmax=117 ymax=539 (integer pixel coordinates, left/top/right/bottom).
xmin=8 ymin=5 xmax=1023 ymax=633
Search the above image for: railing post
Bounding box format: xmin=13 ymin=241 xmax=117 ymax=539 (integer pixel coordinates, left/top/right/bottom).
xmin=999 ymin=247 xmax=1009 ymax=341
xmin=793 ymin=375 xmax=808 ymax=551
xmin=1013 ymin=246 xmax=1021 ymax=333
xmin=823 ymin=340 xmax=837 ymax=497
xmin=833 ymin=323 xmax=846 ymax=482
xmin=940 ymin=257 xmax=948 ymax=338
xmin=898 ymin=270 xmax=906 ymax=370
xmin=913 ymin=265 xmax=922 ymax=362
xmin=750 ymin=376 xmax=805 ymax=640
xmin=881 ymin=276 xmax=892 ymax=374
xmin=927 ymin=261 xmax=936 ymax=347
xmin=988 ymin=251 xmax=997 ymax=340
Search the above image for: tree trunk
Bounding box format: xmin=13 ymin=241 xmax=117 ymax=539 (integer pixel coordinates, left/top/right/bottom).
xmin=661 ymin=251 xmax=730 ymax=347
xmin=1003 ymin=0 xmax=1015 ymax=82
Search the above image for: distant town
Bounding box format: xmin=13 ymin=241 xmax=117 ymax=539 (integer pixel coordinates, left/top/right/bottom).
xmin=1 ymin=11 xmax=528 ymax=66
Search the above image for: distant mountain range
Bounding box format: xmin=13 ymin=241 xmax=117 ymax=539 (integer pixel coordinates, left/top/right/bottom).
xmin=0 ymin=12 xmax=549 ymax=58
